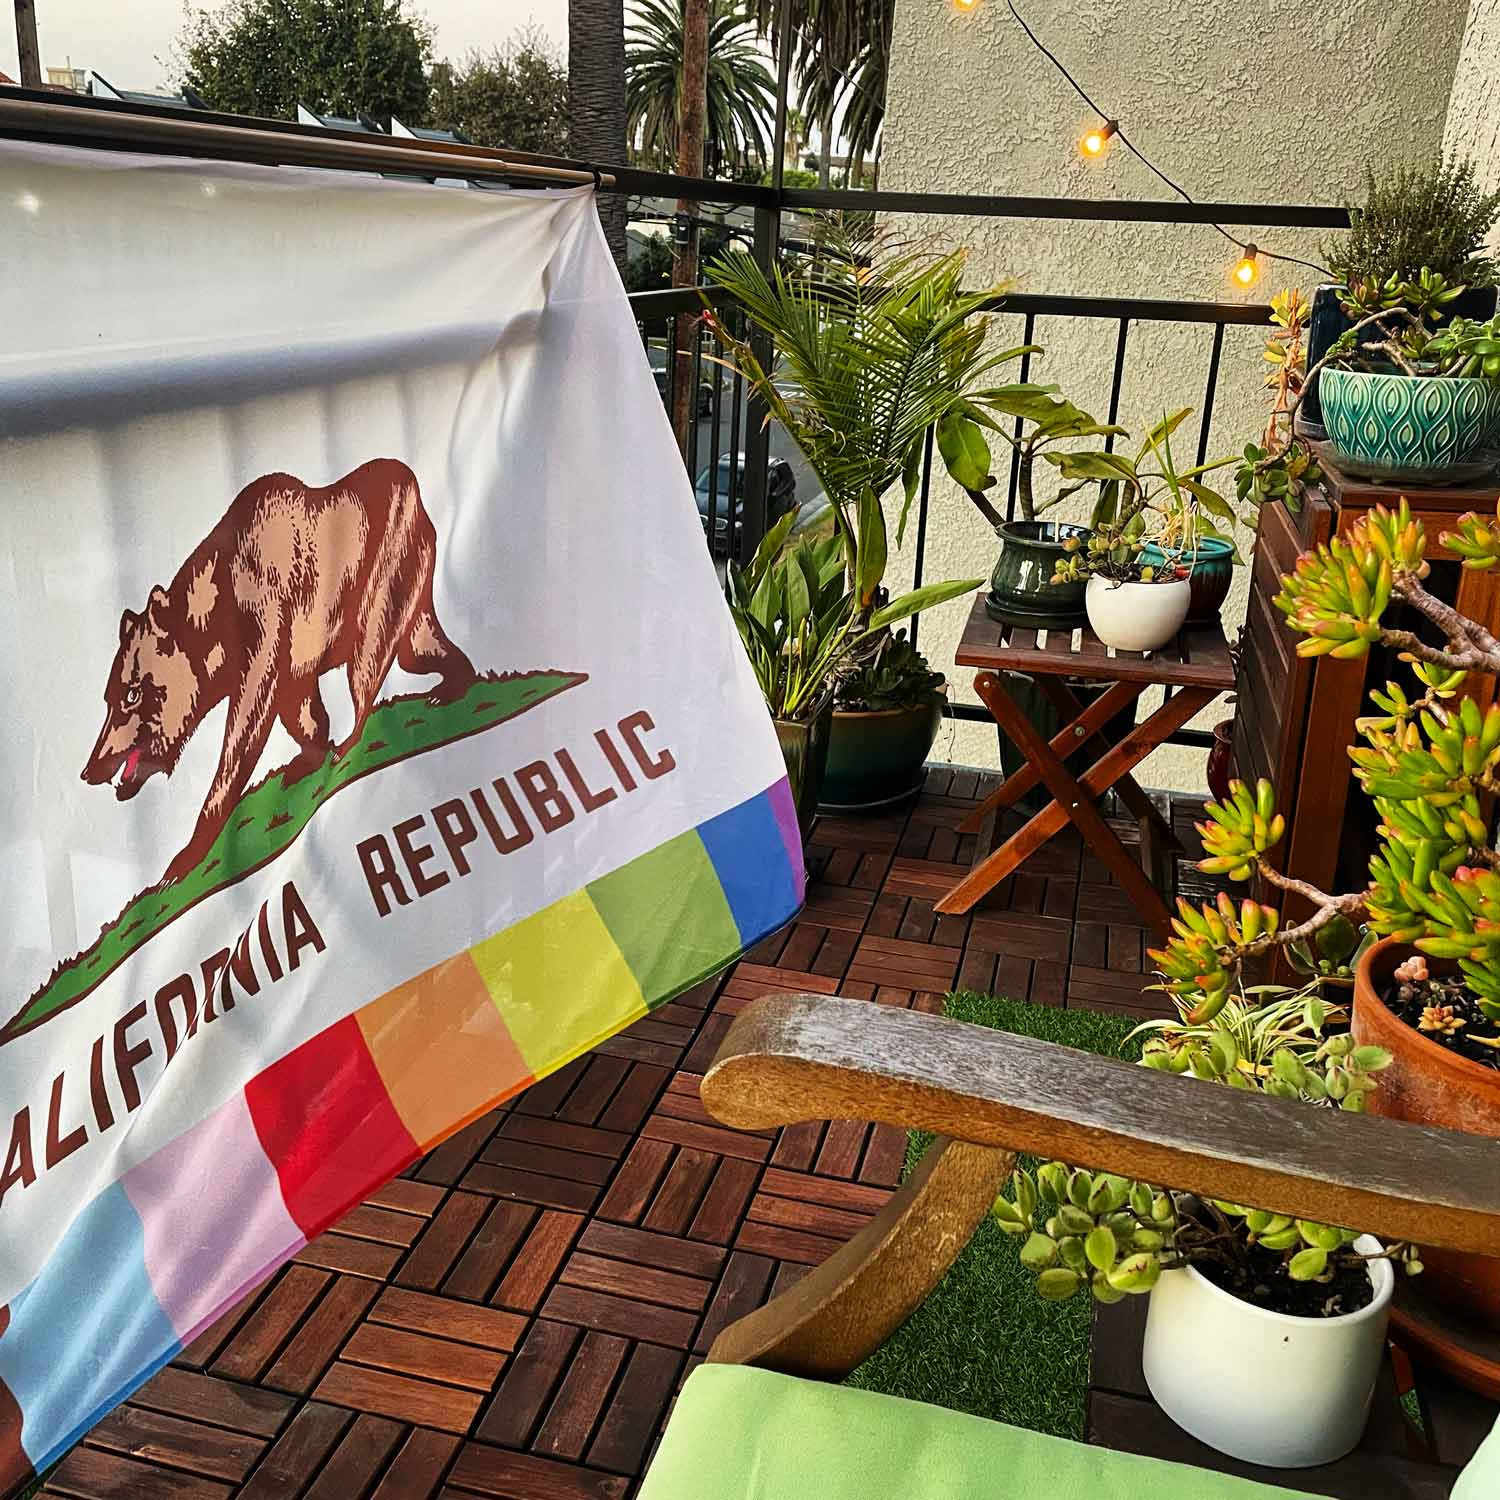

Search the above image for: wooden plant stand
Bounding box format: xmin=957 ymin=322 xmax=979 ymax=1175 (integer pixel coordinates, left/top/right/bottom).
xmin=934 ymin=595 xmax=1235 ymax=937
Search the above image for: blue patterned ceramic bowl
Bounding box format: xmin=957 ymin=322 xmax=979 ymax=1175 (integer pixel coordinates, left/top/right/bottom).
xmin=1321 ymin=367 xmax=1500 ymax=474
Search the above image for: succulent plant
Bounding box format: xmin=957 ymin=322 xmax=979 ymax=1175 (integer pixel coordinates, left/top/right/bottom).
xmin=1148 ymin=499 xmax=1500 ymax=1046
xmin=992 ymin=990 xmax=1416 ymax=1306
xmin=835 ymin=629 xmax=946 ymax=712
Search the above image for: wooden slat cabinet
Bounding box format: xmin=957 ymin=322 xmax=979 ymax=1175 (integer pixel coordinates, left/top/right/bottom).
xmin=1232 ymin=462 xmax=1500 ymax=950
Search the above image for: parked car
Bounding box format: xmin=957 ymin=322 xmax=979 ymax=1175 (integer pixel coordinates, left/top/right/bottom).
xmin=695 ymin=454 xmax=797 ymax=552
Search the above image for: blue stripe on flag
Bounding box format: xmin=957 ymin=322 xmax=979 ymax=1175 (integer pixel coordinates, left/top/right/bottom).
xmin=698 ymin=784 xmax=802 ymax=946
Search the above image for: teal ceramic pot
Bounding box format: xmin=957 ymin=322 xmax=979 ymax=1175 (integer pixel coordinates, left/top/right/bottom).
xmin=987 ymin=520 xmax=1089 ymax=628
xmin=1320 ymin=367 xmax=1500 ymax=476
xmin=1138 ymin=536 xmax=1235 ymax=624
xmin=774 ymin=702 xmax=832 ymax=842
xmin=820 ymin=693 xmax=945 ymax=813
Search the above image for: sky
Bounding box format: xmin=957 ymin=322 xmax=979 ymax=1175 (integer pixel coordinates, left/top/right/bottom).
xmin=2 ymin=0 xmax=568 ymax=91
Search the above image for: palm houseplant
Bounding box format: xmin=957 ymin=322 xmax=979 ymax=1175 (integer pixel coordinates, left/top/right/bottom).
xmin=1148 ymin=497 xmax=1500 ymax=1394
xmin=993 ymin=983 xmax=1417 ymax=1468
xmin=1304 ymin=154 xmax=1500 ymax=430
xmin=706 ymin=222 xmax=1010 ymax=815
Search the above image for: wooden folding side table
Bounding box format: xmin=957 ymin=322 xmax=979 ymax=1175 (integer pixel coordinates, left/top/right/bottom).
xmin=934 ymin=594 xmax=1236 ymax=938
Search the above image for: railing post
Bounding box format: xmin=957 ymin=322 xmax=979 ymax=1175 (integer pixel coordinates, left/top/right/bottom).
xmin=737 ymin=202 xmax=777 ymax=565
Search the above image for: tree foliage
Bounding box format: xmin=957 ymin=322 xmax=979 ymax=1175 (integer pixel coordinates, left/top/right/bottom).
xmin=175 ymin=0 xmax=432 ymax=126
xmin=625 ymin=0 xmax=777 ymax=174
xmin=427 ymin=32 xmax=568 ymax=156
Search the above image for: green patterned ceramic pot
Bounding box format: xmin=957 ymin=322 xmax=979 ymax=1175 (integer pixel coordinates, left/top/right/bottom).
xmin=1321 ymin=367 xmax=1500 ymax=476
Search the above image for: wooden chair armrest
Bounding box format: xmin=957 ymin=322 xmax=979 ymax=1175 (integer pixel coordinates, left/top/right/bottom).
xmin=703 ymin=994 xmax=1500 ymax=1257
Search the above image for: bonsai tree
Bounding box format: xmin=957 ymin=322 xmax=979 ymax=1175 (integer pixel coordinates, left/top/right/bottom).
xmin=1150 ymin=498 xmax=1500 ymax=1042
xmin=992 ymin=983 xmax=1418 ymax=1308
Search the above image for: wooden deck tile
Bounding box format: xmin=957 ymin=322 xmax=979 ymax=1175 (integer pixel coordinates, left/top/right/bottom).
xmin=50 ymin=779 xmax=1252 ymax=1500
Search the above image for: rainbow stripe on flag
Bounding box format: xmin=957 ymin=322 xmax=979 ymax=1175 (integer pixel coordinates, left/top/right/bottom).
xmin=0 ymin=778 xmax=802 ymax=1488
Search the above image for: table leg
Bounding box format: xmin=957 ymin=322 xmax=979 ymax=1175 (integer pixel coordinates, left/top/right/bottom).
xmin=956 ymin=679 xmax=1146 ymax=836
xmin=1032 ymin=677 xmax=1183 ymax=855
xmin=936 ymin=680 xmax=1216 ymax=933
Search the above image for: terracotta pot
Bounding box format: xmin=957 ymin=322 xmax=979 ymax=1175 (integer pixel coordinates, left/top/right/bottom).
xmin=1353 ymin=937 xmax=1500 ymax=1394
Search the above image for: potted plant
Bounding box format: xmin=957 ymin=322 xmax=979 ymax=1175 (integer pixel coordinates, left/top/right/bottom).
xmin=705 ymin=221 xmax=997 ymax=818
xmin=1304 ymin=155 xmax=1500 ymax=430
xmin=726 ymin=515 xmax=973 ymax=838
xmin=1049 ymin=410 xmax=1239 ymax=651
xmin=1317 ymin=284 xmax=1500 ymax=481
xmin=821 ymin=630 xmax=947 ymax=812
xmin=936 ymin=383 xmax=1124 ymax=628
xmin=993 ymin=983 xmax=1416 ymax=1467
xmin=1148 ymin=497 xmax=1500 ymax=1392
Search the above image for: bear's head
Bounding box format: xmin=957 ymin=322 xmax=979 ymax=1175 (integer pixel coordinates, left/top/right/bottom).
xmin=82 ymin=586 xmax=204 ymax=802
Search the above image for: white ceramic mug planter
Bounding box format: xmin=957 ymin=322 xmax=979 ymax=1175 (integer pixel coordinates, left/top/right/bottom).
xmin=1141 ymin=1234 xmax=1394 ymax=1468
xmin=1085 ymin=575 xmax=1190 ymax=652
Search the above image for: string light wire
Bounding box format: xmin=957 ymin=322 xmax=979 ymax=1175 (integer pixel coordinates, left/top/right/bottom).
xmin=1004 ymin=0 xmax=1330 ymax=280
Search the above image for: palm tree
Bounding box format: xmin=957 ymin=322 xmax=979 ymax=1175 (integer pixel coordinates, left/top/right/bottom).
xmin=568 ymin=0 xmax=630 ymax=270
xmin=758 ymin=0 xmax=890 ymax=183
xmin=625 ymin=0 xmax=777 ymax=176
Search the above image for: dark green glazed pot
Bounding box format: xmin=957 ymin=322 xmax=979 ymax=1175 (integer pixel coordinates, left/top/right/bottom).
xmin=1139 ymin=536 xmax=1235 ymax=623
xmin=987 ymin=520 xmax=1089 ymax=628
xmin=774 ymin=701 xmax=833 ymax=842
xmin=819 ymin=693 xmax=945 ymax=813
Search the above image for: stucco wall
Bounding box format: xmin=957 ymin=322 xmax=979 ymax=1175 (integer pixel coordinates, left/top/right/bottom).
xmin=878 ymin=0 xmax=1469 ymax=790
xmin=1445 ymin=0 xmax=1500 ymax=203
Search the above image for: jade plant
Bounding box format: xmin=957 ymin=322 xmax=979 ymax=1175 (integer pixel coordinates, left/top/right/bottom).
xmin=992 ymin=985 xmax=1418 ymax=1309
xmin=1149 ymin=498 xmax=1500 ymax=1048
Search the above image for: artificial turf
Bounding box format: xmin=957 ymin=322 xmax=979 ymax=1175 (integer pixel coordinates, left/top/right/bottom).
xmin=845 ymin=991 xmax=1145 ymax=1440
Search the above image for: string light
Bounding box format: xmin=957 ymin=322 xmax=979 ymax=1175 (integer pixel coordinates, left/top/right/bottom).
xmin=1004 ymin=0 xmax=1332 ymax=285
xmin=953 ymin=0 xmax=981 ymax=10
xmin=1079 ymin=120 xmax=1117 ymax=157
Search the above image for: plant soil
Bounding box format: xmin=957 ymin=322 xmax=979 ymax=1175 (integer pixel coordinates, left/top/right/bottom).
xmin=1194 ymin=1241 xmax=1376 ymax=1319
xmin=1381 ymin=975 xmax=1500 ymax=1071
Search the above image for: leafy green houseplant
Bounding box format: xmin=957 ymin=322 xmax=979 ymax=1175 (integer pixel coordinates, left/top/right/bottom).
xmin=1146 ymin=496 xmax=1500 ymax=1389
xmin=992 ymin=982 xmax=1417 ymax=1466
xmin=725 ymin=514 xmax=973 ymax=833
xmin=1302 ymin=154 xmax=1500 ymax=429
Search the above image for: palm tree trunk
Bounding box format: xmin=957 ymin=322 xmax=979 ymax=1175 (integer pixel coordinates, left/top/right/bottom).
xmin=670 ymin=0 xmax=711 ymax=454
xmin=818 ymin=98 xmax=833 ymax=189
xmin=568 ymin=0 xmax=629 ymax=272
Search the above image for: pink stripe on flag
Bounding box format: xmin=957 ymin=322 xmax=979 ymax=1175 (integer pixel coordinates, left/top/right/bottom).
xmin=766 ymin=777 xmax=806 ymax=902
xmin=123 ymin=1092 xmax=304 ymax=1342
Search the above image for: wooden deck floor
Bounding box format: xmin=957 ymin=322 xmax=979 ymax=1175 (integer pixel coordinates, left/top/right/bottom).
xmin=39 ymin=769 xmax=1209 ymax=1500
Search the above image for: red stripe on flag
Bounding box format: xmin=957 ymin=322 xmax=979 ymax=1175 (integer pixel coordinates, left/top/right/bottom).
xmin=244 ymin=1017 xmax=419 ymax=1238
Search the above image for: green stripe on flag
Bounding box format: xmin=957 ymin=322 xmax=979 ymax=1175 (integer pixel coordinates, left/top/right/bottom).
xmin=587 ymin=832 xmax=742 ymax=1006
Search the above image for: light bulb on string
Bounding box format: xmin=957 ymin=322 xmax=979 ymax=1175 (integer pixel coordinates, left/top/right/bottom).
xmin=1079 ymin=120 xmax=1117 ymax=157
xmin=953 ymin=0 xmax=980 ymax=11
xmin=1232 ymin=244 xmax=1261 ymax=287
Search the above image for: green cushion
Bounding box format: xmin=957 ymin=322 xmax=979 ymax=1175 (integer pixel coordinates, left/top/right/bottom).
xmin=640 ymin=1365 xmax=1333 ymax=1500
xmin=1452 ymin=1414 xmax=1500 ymax=1498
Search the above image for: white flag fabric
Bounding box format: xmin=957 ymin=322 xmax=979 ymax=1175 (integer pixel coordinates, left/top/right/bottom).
xmin=0 ymin=138 xmax=801 ymax=1487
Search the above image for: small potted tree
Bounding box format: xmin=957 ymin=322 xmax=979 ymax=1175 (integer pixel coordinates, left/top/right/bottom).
xmin=1149 ymin=497 xmax=1500 ymax=1392
xmin=1305 ymin=154 xmax=1500 ymax=429
xmin=993 ymin=983 xmax=1416 ymax=1467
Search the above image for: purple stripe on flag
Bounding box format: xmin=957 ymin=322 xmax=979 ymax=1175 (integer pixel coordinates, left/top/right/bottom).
xmin=123 ymin=1093 xmax=304 ymax=1342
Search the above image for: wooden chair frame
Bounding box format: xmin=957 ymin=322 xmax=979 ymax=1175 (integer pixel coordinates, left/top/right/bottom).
xmin=699 ymin=994 xmax=1500 ymax=1379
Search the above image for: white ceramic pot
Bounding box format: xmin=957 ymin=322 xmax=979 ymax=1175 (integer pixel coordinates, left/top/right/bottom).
xmin=1085 ymin=575 xmax=1191 ymax=652
xmin=1141 ymin=1234 xmax=1394 ymax=1468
